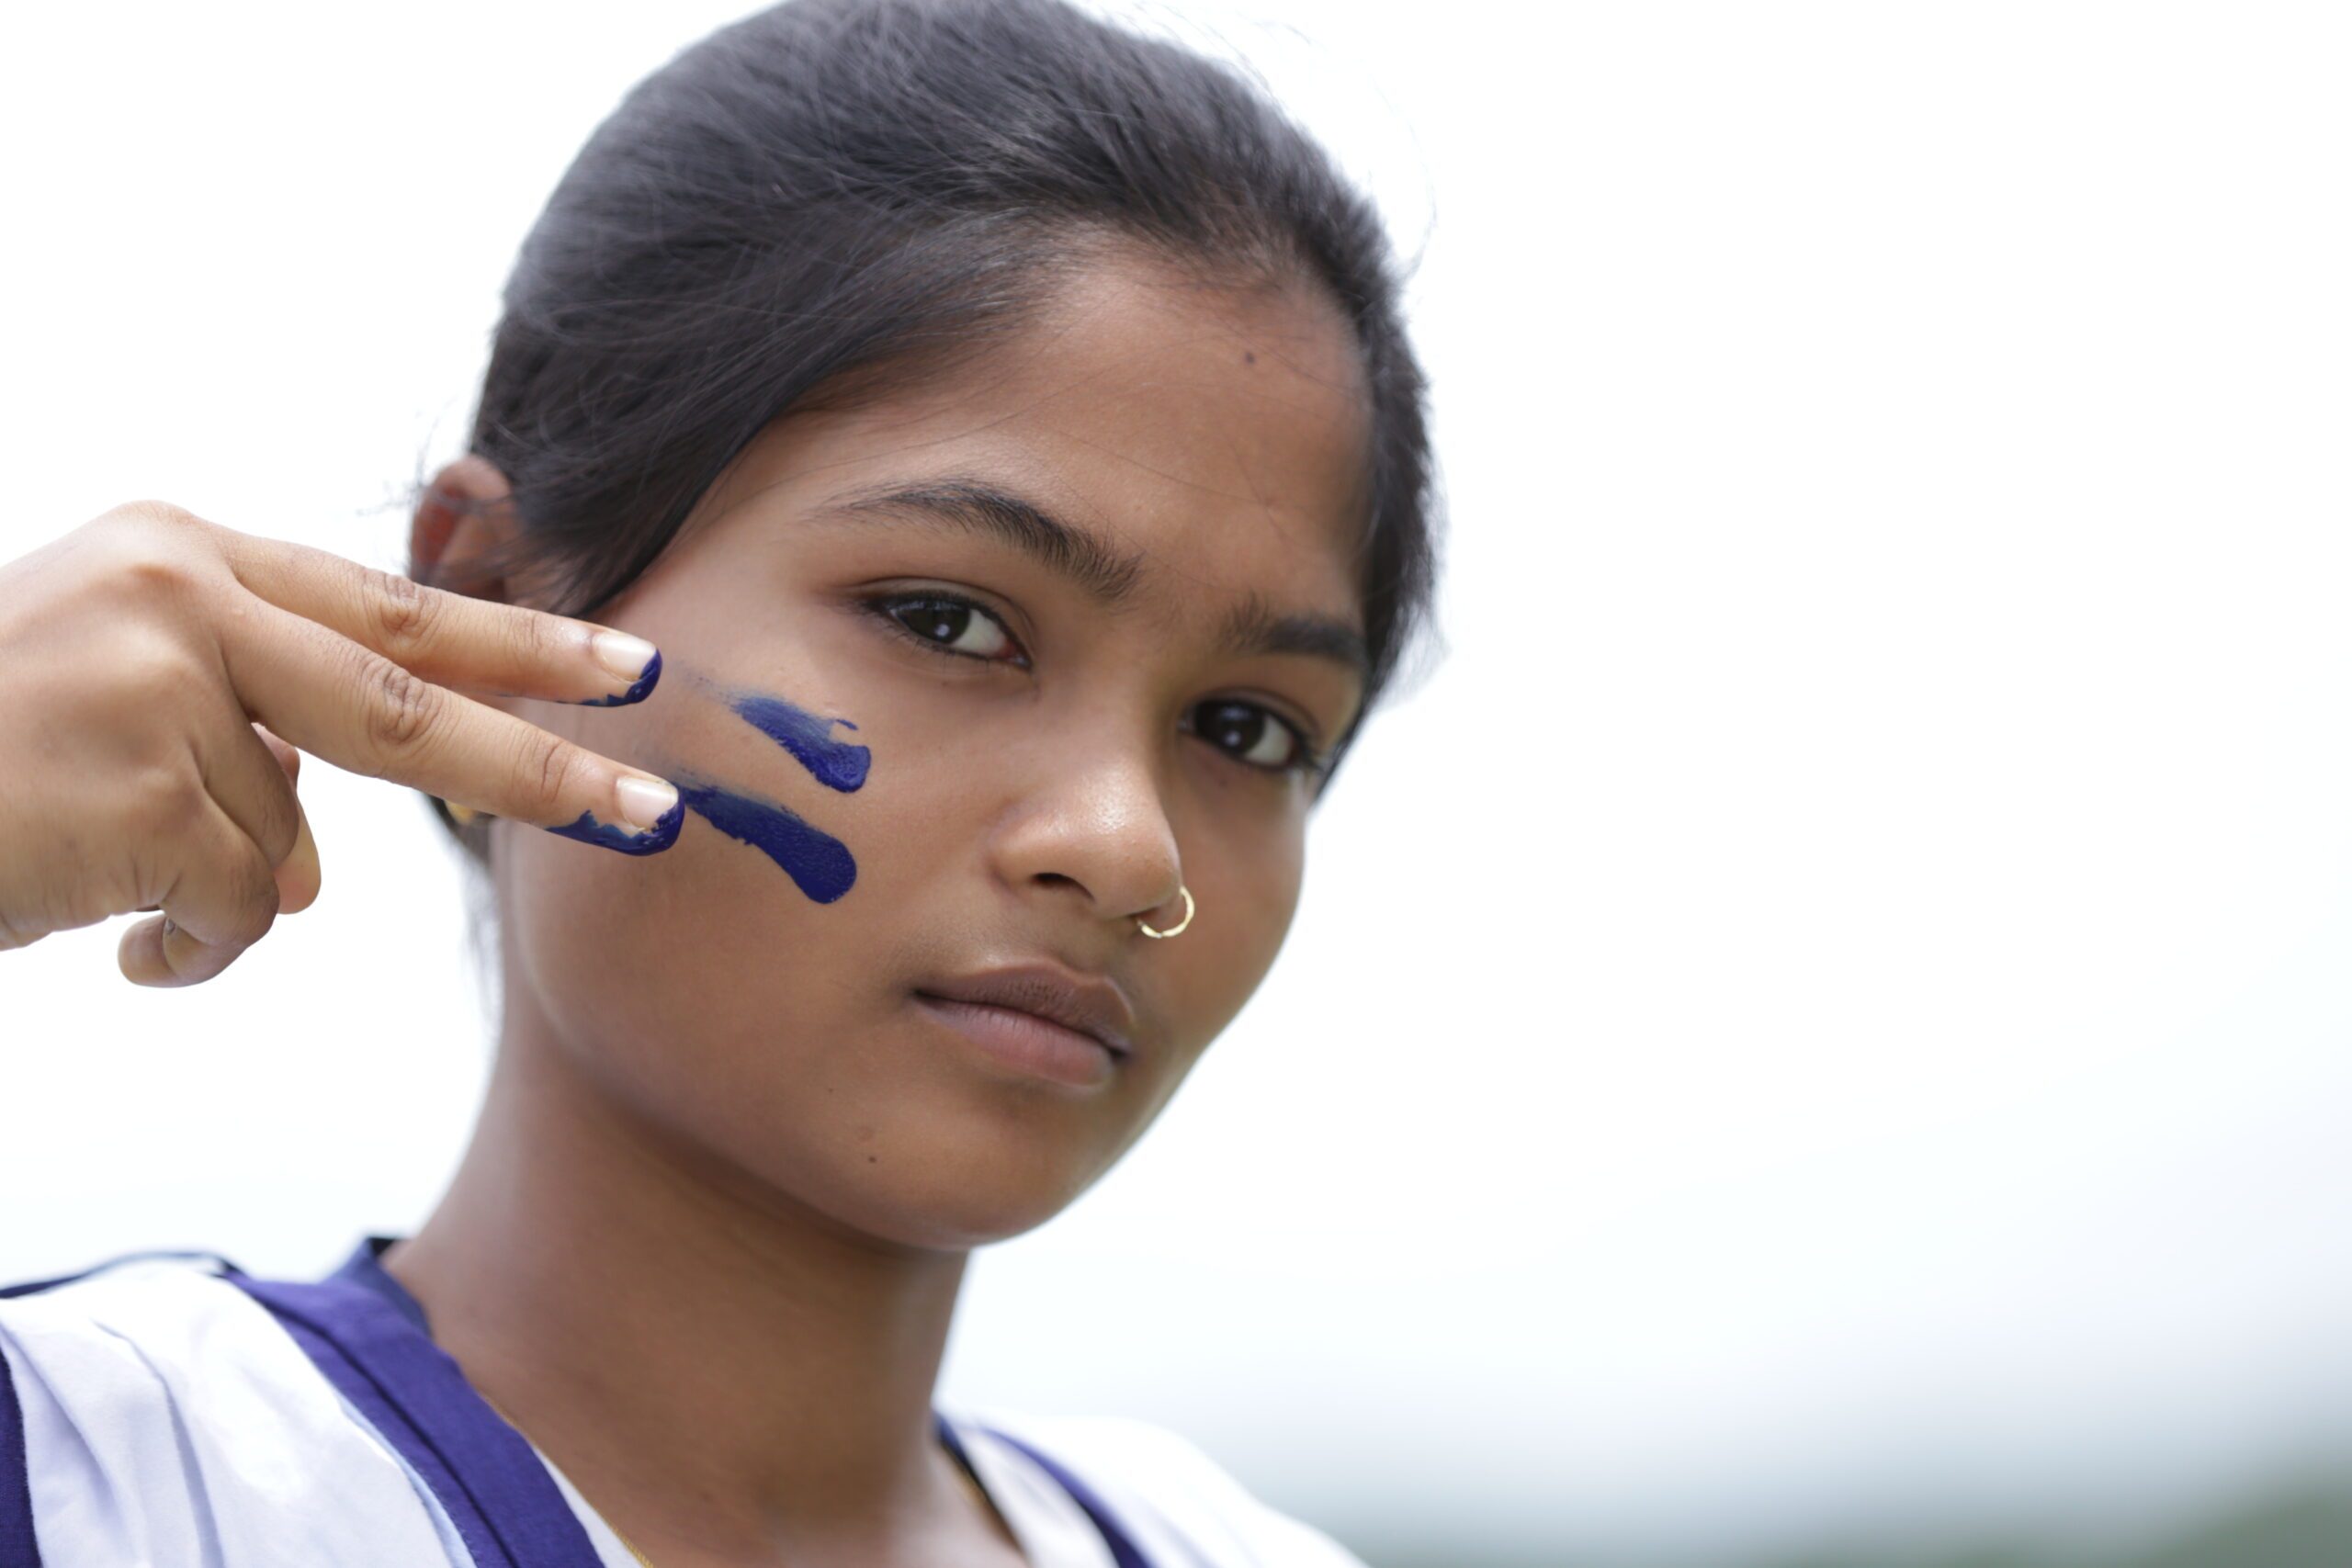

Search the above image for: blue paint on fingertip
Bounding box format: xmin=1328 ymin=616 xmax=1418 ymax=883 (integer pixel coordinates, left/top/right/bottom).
xmin=725 ymin=691 xmax=869 ymax=791
xmin=580 ymin=648 xmax=664 ymax=707
xmin=674 ymin=777 xmax=857 ymax=902
xmin=545 ymin=795 xmax=685 ymax=854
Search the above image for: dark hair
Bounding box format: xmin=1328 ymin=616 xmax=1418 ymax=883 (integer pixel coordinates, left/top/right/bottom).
xmin=417 ymin=0 xmax=1442 ymax=864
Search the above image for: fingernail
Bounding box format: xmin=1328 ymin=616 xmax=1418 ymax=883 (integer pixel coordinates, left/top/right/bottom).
xmin=582 ymin=646 xmax=662 ymax=707
xmin=592 ymin=630 xmax=657 ymax=681
xmin=544 ymin=776 xmax=684 ymax=856
xmin=615 ymin=774 xmax=681 ymax=832
xmin=588 ymin=632 xmax=662 ymax=705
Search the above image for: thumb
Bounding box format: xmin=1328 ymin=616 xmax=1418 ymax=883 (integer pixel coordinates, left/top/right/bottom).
xmin=252 ymin=723 xmax=322 ymax=914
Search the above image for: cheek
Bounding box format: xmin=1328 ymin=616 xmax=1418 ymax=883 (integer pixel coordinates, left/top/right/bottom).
xmin=492 ymin=674 xmax=893 ymax=1110
xmin=1217 ymin=842 xmax=1305 ymax=1009
xmin=1151 ymin=821 xmax=1306 ymax=1055
xmin=492 ymin=664 xmax=1089 ymax=1177
xmin=496 ymin=784 xmax=837 ymax=1088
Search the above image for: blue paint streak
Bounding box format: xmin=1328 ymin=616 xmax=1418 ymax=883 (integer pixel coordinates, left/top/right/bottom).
xmin=675 ymin=777 xmax=857 ymax=903
xmin=580 ymin=648 xmax=664 ymax=707
xmin=544 ymin=795 xmax=684 ymax=855
xmin=726 ymin=691 xmax=869 ymax=791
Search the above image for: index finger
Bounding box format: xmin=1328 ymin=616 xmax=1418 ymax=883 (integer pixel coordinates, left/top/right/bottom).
xmin=213 ymin=526 xmax=663 ymax=707
xmin=220 ymin=599 xmax=684 ymax=852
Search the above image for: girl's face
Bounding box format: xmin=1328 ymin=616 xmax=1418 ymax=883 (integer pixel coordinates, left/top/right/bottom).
xmin=462 ymin=250 xmax=1373 ymax=1249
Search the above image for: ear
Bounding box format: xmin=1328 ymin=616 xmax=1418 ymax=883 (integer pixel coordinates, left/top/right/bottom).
xmin=410 ymin=455 xmax=524 ymax=603
xmin=409 ymin=456 xmax=540 ymax=724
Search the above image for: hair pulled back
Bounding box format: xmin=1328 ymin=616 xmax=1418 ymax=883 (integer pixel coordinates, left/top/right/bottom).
xmin=421 ymin=0 xmax=1440 ymax=856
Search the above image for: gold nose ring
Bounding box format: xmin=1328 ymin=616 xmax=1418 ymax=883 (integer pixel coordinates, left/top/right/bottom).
xmin=1136 ymin=885 xmax=1193 ymax=939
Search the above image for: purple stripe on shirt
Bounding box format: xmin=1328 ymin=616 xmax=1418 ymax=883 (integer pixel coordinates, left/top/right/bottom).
xmin=6 ymin=1235 xmax=1158 ymax=1568
xmin=260 ymin=1302 xmax=513 ymax=1568
xmin=0 ymin=1336 xmax=40 ymax=1568
xmin=226 ymin=1267 xmax=605 ymax=1568
xmin=960 ymin=1422 xmax=1156 ymax=1568
xmin=334 ymin=1235 xmax=1155 ymax=1564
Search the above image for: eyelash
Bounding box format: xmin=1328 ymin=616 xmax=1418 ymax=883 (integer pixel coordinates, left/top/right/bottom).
xmin=859 ymin=589 xmax=1332 ymax=782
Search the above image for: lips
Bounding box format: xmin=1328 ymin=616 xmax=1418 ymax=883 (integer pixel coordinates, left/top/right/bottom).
xmin=913 ymin=962 xmax=1136 ymax=1057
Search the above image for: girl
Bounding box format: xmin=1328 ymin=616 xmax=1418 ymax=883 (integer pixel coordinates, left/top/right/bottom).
xmin=0 ymin=0 xmax=1439 ymax=1562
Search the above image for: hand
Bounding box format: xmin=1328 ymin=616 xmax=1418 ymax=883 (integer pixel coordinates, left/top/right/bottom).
xmin=0 ymin=500 xmax=683 ymax=986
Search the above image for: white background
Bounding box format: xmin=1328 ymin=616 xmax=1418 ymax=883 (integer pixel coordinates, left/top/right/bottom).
xmin=6 ymin=5 xmax=2352 ymax=1564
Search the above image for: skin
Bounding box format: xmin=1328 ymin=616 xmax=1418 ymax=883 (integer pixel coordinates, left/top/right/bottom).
xmin=382 ymin=244 xmax=1374 ymax=1567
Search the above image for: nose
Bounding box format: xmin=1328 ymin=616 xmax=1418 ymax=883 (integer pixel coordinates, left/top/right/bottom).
xmin=988 ymin=739 xmax=1185 ymax=933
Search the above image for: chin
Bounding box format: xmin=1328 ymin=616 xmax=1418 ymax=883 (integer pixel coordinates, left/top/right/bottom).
xmin=627 ymin=995 xmax=1153 ymax=1251
xmin=806 ymin=1151 xmax=1101 ymax=1253
xmin=704 ymin=1089 xmax=1120 ymax=1253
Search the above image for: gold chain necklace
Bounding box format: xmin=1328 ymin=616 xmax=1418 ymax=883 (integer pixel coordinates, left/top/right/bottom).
xmin=476 ymin=1392 xmax=997 ymax=1566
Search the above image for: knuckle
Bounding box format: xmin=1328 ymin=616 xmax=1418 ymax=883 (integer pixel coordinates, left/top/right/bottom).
xmin=354 ymin=650 xmax=443 ymax=772
xmin=100 ymin=500 xmax=219 ymax=570
xmin=231 ymin=857 xmax=283 ymax=948
xmin=0 ymin=894 xmax=47 ymax=952
xmin=116 ymin=637 xmax=211 ymax=712
xmin=67 ymin=521 xmax=237 ymax=648
xmin=359 ymin=561 xmax=441 ymax=660
xmin=514 ymin=600 xmax=566 ymax=671
xmin=123 ymin=761 xmax=213 ymax=864
xmin=128 ymin=760 xmax=213 ymax=841
xmin=107 ymin=498 xmax=206 ymax=533
xmin=249 ymin=769 xmax=303 ymax=865
xmin=172 ymin=852 xmax=280 ymax=968
xmin=525 ymin=730 xmax=581 ymax=811
xmin=107 ymin=534 xmax=205 ymax=607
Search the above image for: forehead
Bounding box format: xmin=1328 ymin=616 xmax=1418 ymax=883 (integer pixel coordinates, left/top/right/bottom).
xmin=710 ymin=246 xmax=1375 ymax=629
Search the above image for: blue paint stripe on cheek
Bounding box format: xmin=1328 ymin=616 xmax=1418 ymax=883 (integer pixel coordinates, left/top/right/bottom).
xmin=674 ymin=778 xmax=858 ymax=904
xmin=726 ymin=693 xmax=871 ymax=791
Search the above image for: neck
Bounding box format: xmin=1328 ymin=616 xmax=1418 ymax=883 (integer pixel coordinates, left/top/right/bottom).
xmin=381 ymin=991 xmax=981 ymax=1558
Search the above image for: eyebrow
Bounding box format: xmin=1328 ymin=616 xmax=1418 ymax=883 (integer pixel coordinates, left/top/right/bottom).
xmin=816 ymin=478 xmax=1371 ymax=687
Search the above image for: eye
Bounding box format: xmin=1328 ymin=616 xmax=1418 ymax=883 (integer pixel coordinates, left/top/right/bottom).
xmin=864 ymin=590 xmax=1027 ymax=666
xmin=1184 ymin=698 xmax=1329 ymax=782
xmin=860 ymin=589 xmax=1331 ymax=782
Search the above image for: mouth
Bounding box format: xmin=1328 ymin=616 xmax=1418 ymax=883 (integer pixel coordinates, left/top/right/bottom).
xmin=911 ymin=991 xmax=1125 ymax=1089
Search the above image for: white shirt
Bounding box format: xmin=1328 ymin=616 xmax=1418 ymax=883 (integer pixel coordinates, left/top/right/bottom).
xmin=0 ymin=1242 xmax=1370 ymax=1568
